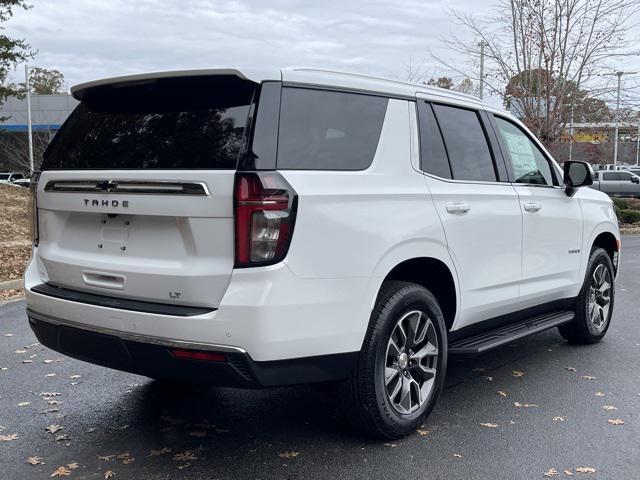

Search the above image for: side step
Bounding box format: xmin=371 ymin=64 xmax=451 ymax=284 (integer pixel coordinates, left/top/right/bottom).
xmin=449 ymin=310 xmax=575 ymax=356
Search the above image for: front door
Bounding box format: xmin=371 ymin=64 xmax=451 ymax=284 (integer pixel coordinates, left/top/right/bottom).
xmin=491 ymin=115 xmax=583 ymax=304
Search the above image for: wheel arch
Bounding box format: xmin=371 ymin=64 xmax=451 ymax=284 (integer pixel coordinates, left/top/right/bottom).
xmin=592 ymin=230 xmax=620 ymax=273
xmin=374 ymin=256 xmax=458 ymax=332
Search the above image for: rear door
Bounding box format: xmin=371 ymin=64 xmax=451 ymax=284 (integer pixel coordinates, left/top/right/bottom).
xmin=35 ymin=74 xmax=258 ymax=308
xmin=490 ymin=114 xmax=583 ymax=303
xmin=417 ymin=100 xmax=522 ymax=328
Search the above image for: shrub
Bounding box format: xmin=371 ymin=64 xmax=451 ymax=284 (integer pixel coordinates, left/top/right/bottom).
xmin=611 ymin=197 xmax=629 ymax=210
xmin=618 ymin=209 xmax=640 ymax=225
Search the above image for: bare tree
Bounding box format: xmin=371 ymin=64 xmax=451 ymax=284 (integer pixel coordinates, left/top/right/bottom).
xmin=0 ymin=129 xmax=53 ymax=172
xmin=436 ymin=0 xmax=639 ymax=146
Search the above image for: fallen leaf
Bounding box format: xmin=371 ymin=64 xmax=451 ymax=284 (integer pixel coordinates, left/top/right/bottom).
xmin=563 ymin=469 xmax=573 ymax=476
xmin=15 ymin=350 xmax=27 ymax=354
xmin=512 ymin=370 xmax=525 ymax=378
xmin=553 ymin=416 xmax=566 ymax=422
xmin=45 ymin=373 xmax=57 ymax=378
xmin=384 ymin=443 xmax=398 ymax=447
xmin=48 ymin=400 xmax=62 ymax=406
xmin=45 ymin=425 xmax=63 ymax=434
xmin=0 ymin=433 xmax=18 ymax=441
xmin=602 ymin=405 xmax=617 ymax=411
xmin=55 ymin=434 xmax=69 ymax=442
xmin=1 ymin=367 xmax=8 ymax=371
xmin=67 ymin=462 xmax=79 ymax=470
xmin=104 ymin=471 xmax=115 ymax=479
xmin=121 ymin=458 xmax=134 ymax=465
xmin=582 ymin=375 xmax=596 ymax=380
xmin=453 ymin=453 xmax=462 ymax=458
xmin=177 ymin=463 xmax=191 ymax=470
xmin=69 ymin=375 xmax=81 ymax=379
xmin=18 ymin=401 xmax=31 ymax=407
xmin=608 ymin=418 xmax=624 ymax=425
xmin=22 ymin=359 xmax=33 ymax=364
xmin=4 ymin=333 xmax=14 ymax=337
xmin=116 ymin=453 xmax=130 ymax=460
xmin=514 ymin=402 xmax=538 ymax=408
xmin=565 ymin=367 xmax=576 ymax=372
xmin=544 ymin=468 xmax=559 ymax=477
xmin=43 ymin=360 xmax=53 ymax=364
xmin=50 ymin=466 xmax=71 ymax=477
xmin=416 ymin=429 xmax=429 ymax=436
xmin=149 ymin=448 xmax=171 ymax=456
xmin=480 ymin=422 xmax=498 ymax=428
xmin=173 ymin=451 xmax=198 ymax=462
xmin=27 ymin=456 xmax=43 ymax=465
xmin=497 ymin=391 xmax=508 ymax=397
xmin=98 ymin=455 xmax=115 ymax=461
xmin=484 ymin=376 xmax=494 ymax=381
xmin=86 ymin=428 xmax=96 ymax=433
xmin=595 ymin=392 xmax=605 ymax=397
xmin=574 ymin=467 xmax=596 ymax=473
xmin=278 ymin=451 xmax=301 ymax=459
xmin=40 ymin=392 xmax=61 ymax=397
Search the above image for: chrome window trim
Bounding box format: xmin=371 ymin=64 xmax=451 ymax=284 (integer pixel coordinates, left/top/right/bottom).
xmin=44 ymin=179 xmax=210 ymax=196
xmin=27 ymin=309 xmax=247 ymax=354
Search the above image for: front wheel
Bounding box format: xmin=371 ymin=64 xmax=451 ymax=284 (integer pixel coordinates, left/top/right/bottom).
xmin=559 ymin=247 xmax=615 ymax=344
xmin=339 ymin=281 xmax=447 ymax=439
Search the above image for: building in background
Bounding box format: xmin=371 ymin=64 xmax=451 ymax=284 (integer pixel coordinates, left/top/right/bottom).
xmin=0 ymin=93 xmax=78 ymax=172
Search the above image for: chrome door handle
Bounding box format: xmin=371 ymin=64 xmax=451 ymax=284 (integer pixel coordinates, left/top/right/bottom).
xmin=446 ymin=202 xmax=471 ymax=214
xmin=523 ymin=202 xmax=542 ymax=212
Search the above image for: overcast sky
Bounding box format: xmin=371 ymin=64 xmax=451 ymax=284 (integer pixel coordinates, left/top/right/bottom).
xmin=7 ymin=0 xmax=640 ymax=106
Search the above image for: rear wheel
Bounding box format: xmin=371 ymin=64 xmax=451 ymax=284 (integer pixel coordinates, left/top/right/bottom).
xmin=559 ymin=247 xmax=615 ymax=344
xmin=340 ymin=281 xmax=447 ymax=439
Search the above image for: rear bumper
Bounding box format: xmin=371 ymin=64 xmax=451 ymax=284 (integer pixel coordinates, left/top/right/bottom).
xmin=27 ymin=309 xmax=358 ymax=387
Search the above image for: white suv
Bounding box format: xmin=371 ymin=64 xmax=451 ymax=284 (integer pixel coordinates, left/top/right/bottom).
xmin=25 ymin=68 xmax=620 ymax=438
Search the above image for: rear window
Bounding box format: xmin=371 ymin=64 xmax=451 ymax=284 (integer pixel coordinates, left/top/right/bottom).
xmin=276 ymin=88 xmax=388 ymax=170
xmin=42 ymin=75 xmax=256 ymax=170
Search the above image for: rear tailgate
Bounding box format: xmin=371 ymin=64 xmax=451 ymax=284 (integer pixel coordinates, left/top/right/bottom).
xmin=33 ymin=73 xmax=258 ymax=308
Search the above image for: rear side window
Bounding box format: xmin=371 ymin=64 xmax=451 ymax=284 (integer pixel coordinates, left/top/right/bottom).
xmin=417 ymin=101 xmax=451 ymax=178
xmin=432 ymin=104 xmax=496 ymax=182
xmin=276 ymin=88 xmax=388 ymax=170
xmin=42 ymin=75 xmax=256 ymax=170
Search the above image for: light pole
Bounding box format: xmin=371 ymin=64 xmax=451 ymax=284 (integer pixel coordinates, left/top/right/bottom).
xmin=478 ymin=40 xmax=488 ymax=100
xmin=25 ymin=64 xmax=34 ymax=175
xmin=603 ymin=71 xmax=636 ymax=167
xmin=636 ymin=123 xmax=640 ymax=166
xmin=568 ymin=104 xmax=575 ymax=162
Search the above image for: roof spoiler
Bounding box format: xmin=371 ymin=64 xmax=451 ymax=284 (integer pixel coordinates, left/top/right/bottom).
xmin=71 ymin=68 xmax=281 ymax=101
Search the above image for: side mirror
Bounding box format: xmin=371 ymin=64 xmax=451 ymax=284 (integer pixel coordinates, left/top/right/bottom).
xmin=632 ymin=176 xmax=639 ymax=184
xmin=563 ymin=161 xmax=593 ymax=197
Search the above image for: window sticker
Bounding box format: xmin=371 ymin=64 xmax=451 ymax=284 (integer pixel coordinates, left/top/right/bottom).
xmin=503 ymin=132 xmax=537 ymax=180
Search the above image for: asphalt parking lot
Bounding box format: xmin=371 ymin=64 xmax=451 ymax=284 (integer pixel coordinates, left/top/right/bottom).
xmin=0 ymin=237 xmax=638 ymax=480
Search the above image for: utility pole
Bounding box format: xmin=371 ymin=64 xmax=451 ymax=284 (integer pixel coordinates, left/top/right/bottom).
xmin=636 ymin=123 xmax=640 ymax=166
xmin=568 ymin=104 xmax=575 ymax=162
xmin=478 ymin=40 xmax=488 ymax=100
xmin=25 ymin=64 xmax=34 ymax=175
xmin=603 ymin=71 xmax=636 ymax=167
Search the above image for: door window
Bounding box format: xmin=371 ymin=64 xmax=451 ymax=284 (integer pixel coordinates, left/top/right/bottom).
xmin=432 ymin=104 xmax=496 ymax=182
xmin=494 ymin=117 xmax=555 ymax=186
xmin=602 ymin=172 xmax=619 ymax=181
xmin=417 ymin=101 xmax=451 ymax=178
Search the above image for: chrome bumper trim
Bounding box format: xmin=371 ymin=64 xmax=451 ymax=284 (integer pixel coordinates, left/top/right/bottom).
xmin=27 ymin=309 xmax=247 ymax=354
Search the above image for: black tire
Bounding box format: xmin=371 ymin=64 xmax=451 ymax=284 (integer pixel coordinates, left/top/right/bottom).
xmin=339 ymin=280 xmax=447 ymax=439
xmin=558 ymin=247 xmax=615 ymax=344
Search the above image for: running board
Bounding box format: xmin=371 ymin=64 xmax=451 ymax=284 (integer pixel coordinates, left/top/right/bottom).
xmin=448 ymin=310 xmax=575 ymax=356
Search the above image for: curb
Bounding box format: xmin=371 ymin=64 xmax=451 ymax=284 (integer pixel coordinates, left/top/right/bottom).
xmin=0 ymin=279 xmax=23 ymax=291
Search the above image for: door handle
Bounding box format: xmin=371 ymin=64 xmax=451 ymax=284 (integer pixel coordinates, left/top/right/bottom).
xmin=523 ymin=202 xmax=542 ymax=212
xmin=446 ymin=202 xmax=471 ymax=214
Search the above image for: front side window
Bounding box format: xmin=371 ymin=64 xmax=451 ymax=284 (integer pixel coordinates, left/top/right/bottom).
xmin=277 ymin=88 xmax=388 ymax=170
xmin=432 ymin=104 xmax=496 ymax=182
xmin=494 ymin=117 xmax=555 ymax=186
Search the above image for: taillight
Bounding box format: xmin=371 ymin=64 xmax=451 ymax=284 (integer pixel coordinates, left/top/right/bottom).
xmin=170 ymin=349 xmax=226 ymax=362
xmin=234 ymin=171 xmax=297 ymax=267
xmin=29 ymin=172 xmax=40 ymax=247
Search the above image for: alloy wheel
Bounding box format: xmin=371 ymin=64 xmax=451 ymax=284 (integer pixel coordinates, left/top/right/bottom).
xmin=384 ymin=310 xmax=439 ymax=415
xmin=588 ymin=263 xmax=612 ymax=333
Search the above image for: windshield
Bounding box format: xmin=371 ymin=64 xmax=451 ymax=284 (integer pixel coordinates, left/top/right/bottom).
xmin=42 ymin=75 xmax=256 ymax=170
xmin=0 ymin=174 xmax=9 ymax=180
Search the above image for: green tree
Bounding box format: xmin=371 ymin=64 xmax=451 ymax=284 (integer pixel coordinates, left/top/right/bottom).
xmin=28 ymin=67 xmax=65 ymax=94
xmin=0 ymin=1 xmax=34 ymax=104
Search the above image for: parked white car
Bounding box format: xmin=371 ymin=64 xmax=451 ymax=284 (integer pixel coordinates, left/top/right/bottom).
xmin=0 ymin=172 xmax=25 ymax=184
xmin=25 ymin=68 xmax=620 ymax=438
